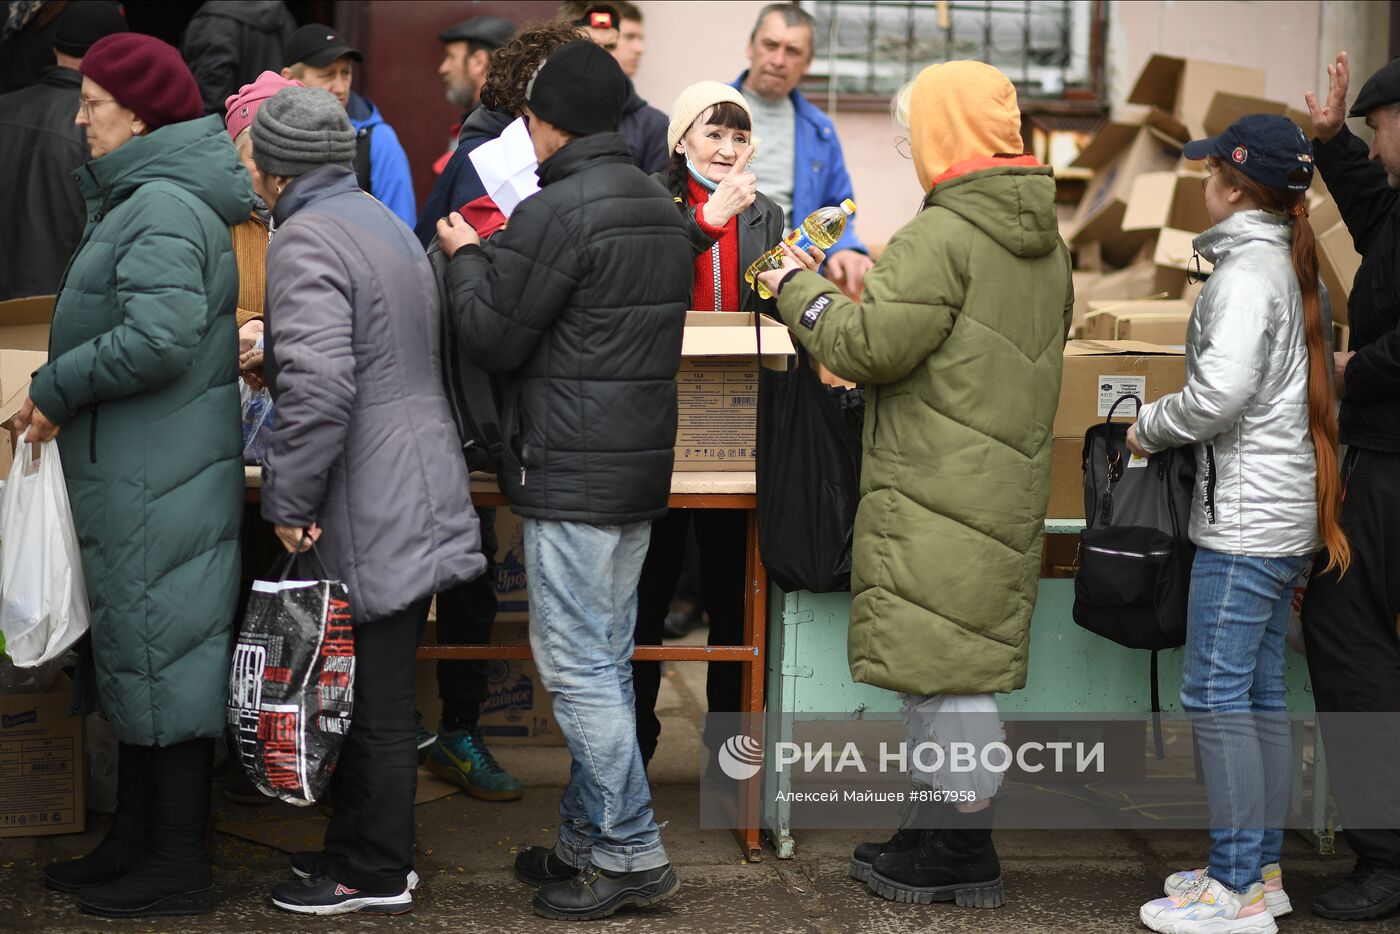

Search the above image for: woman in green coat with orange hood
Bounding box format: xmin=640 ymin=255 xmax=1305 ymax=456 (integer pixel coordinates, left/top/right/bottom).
xmin=756 ymin=61 xmax=1073 ymax=911
xmin=14 ymin=34 xmax=249 ymax=919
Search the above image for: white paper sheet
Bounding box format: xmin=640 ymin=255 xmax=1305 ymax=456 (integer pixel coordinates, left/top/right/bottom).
xmin=468 ymin=117 xmax=540 ymax=218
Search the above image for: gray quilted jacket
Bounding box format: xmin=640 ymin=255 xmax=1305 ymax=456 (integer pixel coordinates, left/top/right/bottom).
xmin=261 ymin=164 xmax=486 ymax=623
xmin=1135 ymin=210 xmax=1328 ymax=557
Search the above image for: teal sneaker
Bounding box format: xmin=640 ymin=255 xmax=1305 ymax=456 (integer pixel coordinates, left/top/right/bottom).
xmin=426 ymin=725 xmax=523 ymax=802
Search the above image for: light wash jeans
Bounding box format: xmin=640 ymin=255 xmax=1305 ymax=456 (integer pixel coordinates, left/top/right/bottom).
xmin=1182 ymin=547 xmax=1312 ymax=892
xmin=900 ymin=693 xmax=1004 ymax=802
xmin=523 ymin=518 xmax=668 ymax=873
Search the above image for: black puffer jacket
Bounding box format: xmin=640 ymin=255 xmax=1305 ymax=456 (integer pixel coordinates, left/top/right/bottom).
xmin=181 ymin=1 xmax=297 ymax=115
xmin=445 ymin=132 xmax=694 ymax=524
xmin=0 ymin=66 xmax=86 ymax=300
xmin=1315 ymin=126 xmax=1400 ymax=453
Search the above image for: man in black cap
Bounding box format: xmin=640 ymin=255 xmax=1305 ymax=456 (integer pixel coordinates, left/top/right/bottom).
xmin=281 ymin=23 xmax=416 ymax=226
xmin=0 ymin=0 xmax=127 ymax=300
xmin=557 ymin=2 xmax=667 ymax=174
xmin=428 ymin=15 xmax=514 ymax=180
xmin=180 ymin=0 xmax=296 ymax=116
xmin=1300 ymin=50 xmax=1400 ymax=922
xmin=436 ymin=39 xmax=693 ymax=922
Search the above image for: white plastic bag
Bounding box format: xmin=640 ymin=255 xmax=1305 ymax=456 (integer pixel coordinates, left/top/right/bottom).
xmin=0 ymin=433 xmax=90 ymax=667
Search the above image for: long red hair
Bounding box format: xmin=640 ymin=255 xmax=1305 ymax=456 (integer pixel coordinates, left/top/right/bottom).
xmin=1211 ymin=157 xmax=1350 ymax=574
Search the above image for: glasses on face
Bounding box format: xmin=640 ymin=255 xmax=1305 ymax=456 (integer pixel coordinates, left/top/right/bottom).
xmin=895 ymin=136 xmax=911 ymax=159
xmin=79 ymin=97 xmax=115 ymax=118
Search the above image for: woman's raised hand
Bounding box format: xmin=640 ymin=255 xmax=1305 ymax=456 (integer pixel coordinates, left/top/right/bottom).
xmin=702 ymin=144 xmax=757 ymax=229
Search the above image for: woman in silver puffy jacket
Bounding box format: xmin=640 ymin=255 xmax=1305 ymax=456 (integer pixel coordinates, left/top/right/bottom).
xmin=1128 ymin=115 xmax=1350 ymax=934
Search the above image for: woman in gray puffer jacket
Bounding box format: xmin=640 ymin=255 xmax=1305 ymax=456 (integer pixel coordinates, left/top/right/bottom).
xmin=251 ymin=86 xmax=485 ymax=917
xmin=1129 ymin=115 xmax=1348 ymax=933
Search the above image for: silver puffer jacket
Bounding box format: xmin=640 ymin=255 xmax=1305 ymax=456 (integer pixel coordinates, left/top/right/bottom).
xmin=1136 ymin=210 xmax=1326 ymax=557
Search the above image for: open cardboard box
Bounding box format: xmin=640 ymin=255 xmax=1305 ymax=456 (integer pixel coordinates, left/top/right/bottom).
xmin=1066 ymin=122 xmax=1184 ymax=266
xmin=1129 ymin=55 xmax=1266 ymax=137
xmin=1317 ymin=222 xmax=1360 ymax=322
xmin=676 ymin=311 xmax=794 ymax=471
xmin=1071 ymin=262 xmax=1163 ymax=335
xmin=0 ymin=295 xmax=55 ymax=476
xmin=1201 ymin=91 xmax=1314 ymax=139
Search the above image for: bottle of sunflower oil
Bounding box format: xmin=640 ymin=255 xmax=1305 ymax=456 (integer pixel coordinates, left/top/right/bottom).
xmin=744 ymin=199 xmax=856 ymax=299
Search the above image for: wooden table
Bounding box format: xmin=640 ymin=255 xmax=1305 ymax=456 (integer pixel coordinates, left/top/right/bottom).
xmin=244 ymin=467 xmax=769 ymax=860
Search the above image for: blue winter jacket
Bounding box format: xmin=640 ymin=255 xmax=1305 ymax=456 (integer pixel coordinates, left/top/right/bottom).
xmin=346 ymin=91 xmax=416 ymax=228
xmin=730 ymin=72 xmax=866 ymax=256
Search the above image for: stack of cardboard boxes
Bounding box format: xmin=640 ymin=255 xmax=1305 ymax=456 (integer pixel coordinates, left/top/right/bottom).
xmin=1060 ymin=54 xmax=1360 ymax=353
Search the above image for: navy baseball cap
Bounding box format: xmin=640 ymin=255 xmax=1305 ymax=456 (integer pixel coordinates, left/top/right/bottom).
xmin=1182 ymin=114 xmax=1314 ymax=192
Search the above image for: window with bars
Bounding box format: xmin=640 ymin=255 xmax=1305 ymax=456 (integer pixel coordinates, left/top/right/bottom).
xmin=801 ymin=0 xmax=1101 ymax=104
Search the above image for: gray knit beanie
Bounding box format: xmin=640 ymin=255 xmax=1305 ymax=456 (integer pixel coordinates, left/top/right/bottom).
xmin=251 ymin=86 xmax=356 ymax=177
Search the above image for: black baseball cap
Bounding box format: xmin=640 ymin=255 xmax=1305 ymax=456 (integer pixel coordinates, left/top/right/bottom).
xmin=525 ymin=39 xmax=626 ymax=136
xmin=438 ymin=15 xmax=515 ymax=48
xmin=1182 ymin=114 xmax=1314 ymax=193
xmin=53 ymin=1 xmax=127 ymax=57
xmin=282 ymin=23 xmax=363 ymax=69
xmin=1350 ymin=56 xmax=1400 ymax=117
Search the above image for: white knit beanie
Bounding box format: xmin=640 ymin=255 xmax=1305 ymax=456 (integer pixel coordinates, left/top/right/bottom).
xmin=667 ymin=80 xmax=754 ymax=155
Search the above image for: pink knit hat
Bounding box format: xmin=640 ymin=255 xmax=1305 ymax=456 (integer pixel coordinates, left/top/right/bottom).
xmin=224 ymin=70 xmax=305 ymax=141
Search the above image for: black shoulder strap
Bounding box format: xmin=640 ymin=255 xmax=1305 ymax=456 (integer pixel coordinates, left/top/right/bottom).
xmin=354 ymin=125 xmax=373 ymax=195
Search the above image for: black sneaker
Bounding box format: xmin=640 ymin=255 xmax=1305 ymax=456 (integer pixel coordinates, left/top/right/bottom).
xmin=532 ymin=862 xmax=680 ymax=920
xmin=270 ymin=874 xmax=412 ymax=916
xmin=290 ymin=852 xmax=419 ymax=891
xmin=514 ymin=846 xmax=577 ymax=887
xmin=1314 ymin=861 xmax=1400 ymax=921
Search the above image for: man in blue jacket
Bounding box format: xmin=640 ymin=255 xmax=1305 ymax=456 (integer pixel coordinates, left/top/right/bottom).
xmin=732 ymin=2 xmax=872 ymax=295
xmin=280 ymin=24 xmax=417 ymax=227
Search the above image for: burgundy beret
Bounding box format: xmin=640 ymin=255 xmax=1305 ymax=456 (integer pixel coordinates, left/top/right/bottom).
xmin=80 ymin=33 xmax=202 ymax=131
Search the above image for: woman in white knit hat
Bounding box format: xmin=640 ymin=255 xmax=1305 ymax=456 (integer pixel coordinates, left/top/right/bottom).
xmin=632 ymin=79 xmax=796 ymax=769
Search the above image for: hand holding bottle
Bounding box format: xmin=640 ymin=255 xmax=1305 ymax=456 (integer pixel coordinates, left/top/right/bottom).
xmin=702 ymin=144 xmax=757 ymax=228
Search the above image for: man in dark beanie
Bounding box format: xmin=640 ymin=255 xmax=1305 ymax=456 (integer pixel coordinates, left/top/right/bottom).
xmin=437 ymin=39 xmax=693 ymax=921
xmin=1300 ymin=50 xmax=1400 ymax=923
xmin=0 ymin=0 xmax=126 ymax=299
xmin=250 ymin=86 xmax=486 ymax=918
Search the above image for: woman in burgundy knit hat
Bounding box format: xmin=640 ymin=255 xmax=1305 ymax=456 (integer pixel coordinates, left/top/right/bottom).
xmin=16 ymin=32 xmax=252 ymax=920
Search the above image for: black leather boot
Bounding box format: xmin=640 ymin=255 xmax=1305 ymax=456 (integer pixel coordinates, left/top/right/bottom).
xmin=867 ymin=801 xmax=1004 ymax=908
xmin=849 ymin=797 xmax=953 ymax=883
xmin=1314 ymin=860 xmax=1400 ymax=920
xmin=44 ymin=743 xmax=154 ymax=893
xmin=79 ymin=738 xmax=215 ymax=918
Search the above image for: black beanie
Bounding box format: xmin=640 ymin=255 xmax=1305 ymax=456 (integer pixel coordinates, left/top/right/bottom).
xmin=524 ymin=39 xmax=627 ymax=137
xmin=54 ymin=1 xmax=128 ymax=58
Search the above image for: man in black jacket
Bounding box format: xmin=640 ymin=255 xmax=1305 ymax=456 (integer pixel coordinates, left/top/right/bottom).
xmin=1301 ymin=50 xmax=1400 ymax=922
xmin=181 ymin=0 xmax=296 ymax=116
xmin=438 ymin=40 xmax=692 ymax=922
xmin=0 ymin=0 xmax=126 ymax=300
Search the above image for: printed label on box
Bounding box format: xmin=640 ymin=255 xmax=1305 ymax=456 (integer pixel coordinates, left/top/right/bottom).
xmin=1097 ymin=375 xmax=1146 ymax=417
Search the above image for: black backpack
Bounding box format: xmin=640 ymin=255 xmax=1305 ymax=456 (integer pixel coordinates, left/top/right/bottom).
xmin=427 ymin=238 xmax=504 ymax=473
xmin=1072 ymin=394 xmax=1196 ymax=752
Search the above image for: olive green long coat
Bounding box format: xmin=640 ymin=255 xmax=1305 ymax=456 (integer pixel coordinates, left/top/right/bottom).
xmin=774 ymin=164 xmax=1073 ymax=696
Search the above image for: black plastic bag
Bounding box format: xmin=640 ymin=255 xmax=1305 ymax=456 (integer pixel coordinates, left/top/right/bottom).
xmin=756 ymin=340 xmax=864 ymax=594
xmin=226 ymin=544 xmax=354 ymax=806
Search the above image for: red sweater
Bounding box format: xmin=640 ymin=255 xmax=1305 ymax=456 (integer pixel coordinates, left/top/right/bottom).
xmin=687 ymin=177 xmax=740 ymax=312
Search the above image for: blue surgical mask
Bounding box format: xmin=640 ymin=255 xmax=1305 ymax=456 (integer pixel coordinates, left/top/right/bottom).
xmin=686 ymin=154 xmax=719 ymax=192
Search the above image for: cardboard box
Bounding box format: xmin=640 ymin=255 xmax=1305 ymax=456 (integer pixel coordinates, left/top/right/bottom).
xmin=1129 ymin=55 xmax=1266 ymax=137
xmin=1071 ymin=262 xmax=1160 ymax=332
xmin=0 ymin=296 xmax=54 ymax=476
xmin=475 ymin=619 xmax=564 ymax=746
xmin=1053 ymin=340 xmax=1188 ymax=440
xmin=1122 ymin=168 xmax=1211 ymax=236
xmin=1047 ymin=436 xmax=1086 ymax=520
xmin=1149 ymin=227 xmax=1214 ymax=298
xmin=1317 ymin=222 xmax=1360 ymax=323
xmin=1084 ymin=300 xmax=1192 ymax=345
xmin=1335 ymin=323 xmax=1350 ymax=353
xmin=492 ymin=507 xmax=527 ymax=621
xmin=675 ymin=312 xmax=793 ymax=471
xmin=0 ymin=295 xmax=55 ymax=353
xmin=1066 ymin=124 xmax=1184 ymax=265
xmin=0 ymin=673 xmax=85 ymax=838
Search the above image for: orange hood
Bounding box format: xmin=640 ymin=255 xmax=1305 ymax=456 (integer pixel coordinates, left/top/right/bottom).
xmin=909 ymin=61 xmax=1025 ymax=192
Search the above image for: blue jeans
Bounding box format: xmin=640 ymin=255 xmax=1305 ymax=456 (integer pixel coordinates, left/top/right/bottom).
xmin=1182 ymin=547 xmax=1312 ymax=892
xmin=523 ymin=518 xmax=668 ymax=873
